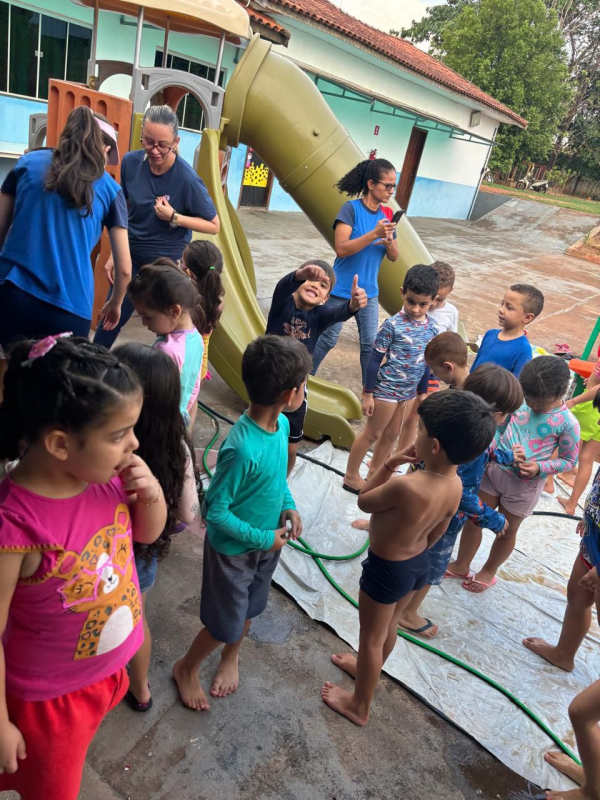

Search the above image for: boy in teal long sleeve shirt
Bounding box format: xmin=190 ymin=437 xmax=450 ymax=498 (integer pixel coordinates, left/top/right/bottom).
xmin=173 ymin=335 xmax=312 ymax=711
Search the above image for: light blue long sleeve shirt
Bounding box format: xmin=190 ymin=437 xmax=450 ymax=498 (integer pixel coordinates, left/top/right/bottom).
xmin=204 ymin=412 xmax=296 ymax=555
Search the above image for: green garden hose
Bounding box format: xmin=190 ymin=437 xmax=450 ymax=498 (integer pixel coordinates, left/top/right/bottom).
xmin=197 ymin=401 xmax=581 ymax=767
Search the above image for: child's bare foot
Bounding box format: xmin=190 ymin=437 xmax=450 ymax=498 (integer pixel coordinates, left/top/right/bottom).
xmin=331 ymin=652 xmax=357 ymax=677
xmin=544 ymin=751 xmax=584 ymax=785
xmin=172 ymin=659 xmax=211 ymax=711
xmin=557 ymin=472 xmax=576 ymax=489
xmin=210 ymin=653 xmax=240 ymax=697
xmin=351 ymin=519 xmax=370 ymax=531
xmin=522 ymin=638 xmax=575 ymax=672
xmin=558 ymin=496 xmax=578 ymax=516
xmin=321 ymin=681 xmax=368 ymax=726
xmin=545 ymin=788 xmax=596 ymax=799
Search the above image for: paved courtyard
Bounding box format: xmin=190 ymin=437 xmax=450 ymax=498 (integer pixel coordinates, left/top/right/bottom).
xmin=4 ymin=200 xmax=596 ymax=800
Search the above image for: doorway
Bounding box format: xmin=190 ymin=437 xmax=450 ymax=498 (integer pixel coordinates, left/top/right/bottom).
xmin=396 ymin=128 xmax=427 ymax=211
xmin=239 ymin=147 xmax=273 ymax=207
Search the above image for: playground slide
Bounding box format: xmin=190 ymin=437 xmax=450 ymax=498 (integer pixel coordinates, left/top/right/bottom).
xmin=197 ymin=35 xmax=432 ymax=446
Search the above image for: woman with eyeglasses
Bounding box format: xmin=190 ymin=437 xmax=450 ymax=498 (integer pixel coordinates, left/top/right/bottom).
xmin=311 ymin=158 xmax=399 ymax=386
xmin=0 ymin=106 xmax=131 ymax=364
xmin=94 ymin=104 xmax=220 ymax=349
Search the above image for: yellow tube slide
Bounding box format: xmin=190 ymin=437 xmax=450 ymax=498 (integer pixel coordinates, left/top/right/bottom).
xmin=197 ymin=35 xmax=432 ymax=446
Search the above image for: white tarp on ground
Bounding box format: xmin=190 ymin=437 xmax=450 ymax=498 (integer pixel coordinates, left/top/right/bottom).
xmin=275 ymin=442 xmax=600 ymax=791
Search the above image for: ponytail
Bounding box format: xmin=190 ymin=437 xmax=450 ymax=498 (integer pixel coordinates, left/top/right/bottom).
xmin=44 ymin=107 xmax=113 ymax=216
xmin=128 ymin=259 xmax=207 ymax=334
xmin=335 ymin=158 xmax=396 ymax=198
xmin=181 ymin=241 xmax=225 ymax=334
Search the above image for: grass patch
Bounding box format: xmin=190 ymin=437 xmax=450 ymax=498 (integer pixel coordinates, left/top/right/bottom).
xmin=485 ymin=184 xmax=600 ymax=215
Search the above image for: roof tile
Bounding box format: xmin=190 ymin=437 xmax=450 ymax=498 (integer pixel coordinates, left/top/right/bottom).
xmin=269 ymin=0 xmax=527 ymax=127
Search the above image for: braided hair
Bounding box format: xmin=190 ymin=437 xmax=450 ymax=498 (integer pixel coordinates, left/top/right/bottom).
xmin=520 ymin=356 xmax=570 ymax=404
xmin=0 ymin=337 xmax=141 ymax=460
xmin=335 ymin=158 xmax=396 ymax=198
xmin=181 ymin=241 xmax=225 ymax=334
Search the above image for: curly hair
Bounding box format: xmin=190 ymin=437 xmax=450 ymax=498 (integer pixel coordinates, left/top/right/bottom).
xmin=113 ymin=343 xmax=199 ymax=564
xmin=181 ymin=240 xmax=225 ymax=334
xmin=335 ymin=158 xmax=396 ymax=198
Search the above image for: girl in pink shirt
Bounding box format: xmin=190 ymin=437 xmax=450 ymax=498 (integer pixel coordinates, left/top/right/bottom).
xmin=0 ymin=335 xmax=167 ymax=800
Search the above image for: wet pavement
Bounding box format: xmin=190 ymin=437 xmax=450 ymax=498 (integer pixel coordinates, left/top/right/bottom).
xmin=4 ymin=201 xmax=594 ymax=800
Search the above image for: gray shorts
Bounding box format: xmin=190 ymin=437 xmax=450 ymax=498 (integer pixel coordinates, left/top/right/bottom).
xmin=200 ymin=536 xmax=281 ymax=643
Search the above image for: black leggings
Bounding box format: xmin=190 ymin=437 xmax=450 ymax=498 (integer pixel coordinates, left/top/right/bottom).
xmin=0 ymin=281 xmax=90 ymax=352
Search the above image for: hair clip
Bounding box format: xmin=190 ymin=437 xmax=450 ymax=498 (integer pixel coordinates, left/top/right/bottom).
xmin=209 ymin=266 xmax=216 ymax=271
xmin=22 ymin=332 xmax=72 ymax=367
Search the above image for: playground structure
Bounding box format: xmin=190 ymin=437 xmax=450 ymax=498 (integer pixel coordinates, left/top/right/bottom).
xmin=32 ymin=0 xmax=432 ymax=446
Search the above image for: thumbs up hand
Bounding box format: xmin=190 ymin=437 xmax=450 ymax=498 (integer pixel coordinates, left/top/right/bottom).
xmin=349 ymin=275 xmax=368 ymax=312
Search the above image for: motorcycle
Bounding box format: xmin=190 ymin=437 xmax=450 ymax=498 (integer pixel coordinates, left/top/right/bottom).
xmin=516 ymin=170 xmax=549 ymax=193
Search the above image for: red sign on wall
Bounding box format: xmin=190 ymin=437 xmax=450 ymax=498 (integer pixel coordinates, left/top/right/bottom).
xmin=374 ymin=125 xmax=380 ymax=135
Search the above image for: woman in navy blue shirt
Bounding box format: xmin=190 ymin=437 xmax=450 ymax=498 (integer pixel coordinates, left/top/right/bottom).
xmin=311 ymin=158 xmax=399 ymax=386
xmin=0 ymin=108 xmax=131 ymax=358
xmin=94 ymin=105 xmax=220 ymax=348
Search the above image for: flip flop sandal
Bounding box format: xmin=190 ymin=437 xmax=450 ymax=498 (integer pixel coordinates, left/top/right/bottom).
xmin=342 ymin=483 xmax=360 ymax=495
xmin=462 ymin=576 xmax=497 ymax=593
xmin=125 ymin=686 xmax=153 ymax=712
xmin=398 ymin=618 xmax=439 ymax=640
xmin=444 ymin=569 xmax=472 ymax=579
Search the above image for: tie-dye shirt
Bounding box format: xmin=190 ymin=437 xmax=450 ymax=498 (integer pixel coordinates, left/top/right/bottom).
xmin=365 ymin=311 xmax=438 ymax=401
xmin=495 ymin=402 xmax=580 ymax=480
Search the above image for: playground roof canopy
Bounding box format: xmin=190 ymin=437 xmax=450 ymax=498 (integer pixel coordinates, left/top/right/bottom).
xmin=72 ymin=0 xmax=253 ymax=40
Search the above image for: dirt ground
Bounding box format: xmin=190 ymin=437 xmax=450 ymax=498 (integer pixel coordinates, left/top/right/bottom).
xmin=3 ymin=200 xmax=595 ymax=800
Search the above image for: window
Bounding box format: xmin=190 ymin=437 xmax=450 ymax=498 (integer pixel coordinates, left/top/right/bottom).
xmin=153 ymin=49 xmax=225 ymax=131
xmin=0 ymin=0 xmax=92 ymax=99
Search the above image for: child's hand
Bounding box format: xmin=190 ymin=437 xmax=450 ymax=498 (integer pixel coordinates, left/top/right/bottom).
xmin=269 ymin=527 xmax=290 ymax=552
xmin=389 ymin=444 xmax=418 ymax=468
xmin=496 ymin=519 xmax=510 ymax=537
xmin=349 ymin=275 xmax=368 ymax=312
xmin=120 ymin=455 xmax=161 ymax=504
xmin=519 ymin=461 xmax=540 ymax=479
xmin=577 ymin=519 xmax=585 ymax=537
xmin=362 ymin=393 xmax=375 ymax=417
xmin=280 ymin=509 xmax=302 ymax=540
xmin=0 ymin=720 xmax=27 ymax=773
xmin=512 ymin=445 xmax=526 ymax=465
xmin=295 ymin=264 xmax=328 ymax=284
xmin=579 ymin=566 xmax=600 ymax=593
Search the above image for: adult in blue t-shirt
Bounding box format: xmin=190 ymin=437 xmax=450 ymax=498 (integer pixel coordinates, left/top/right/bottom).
xmin=94 ymin=105 xmax=220 ymax=349
xmin=311 ymin=158 xmax=399 ymax=386
xmin=0 ymin=108 xmax=131 ymax=355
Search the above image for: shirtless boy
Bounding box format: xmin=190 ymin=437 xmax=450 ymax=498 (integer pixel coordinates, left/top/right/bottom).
xmin=321 ymin=390 xmax=497 ymax=725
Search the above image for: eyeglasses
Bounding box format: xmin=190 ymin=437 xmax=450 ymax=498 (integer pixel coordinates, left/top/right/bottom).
xmin=375 ymin=181 xmax=397 ymax=192
xmin=140 ymin=136 xmax=175 ymax=154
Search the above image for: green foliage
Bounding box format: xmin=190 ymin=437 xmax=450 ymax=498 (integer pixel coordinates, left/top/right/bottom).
xmin=400 ymin=0 xmax=476 ymax=49
xmin=545 ymin=166 xmax=574 ymax=192
xmin=440 ymin=0 xmax=571 ymax=172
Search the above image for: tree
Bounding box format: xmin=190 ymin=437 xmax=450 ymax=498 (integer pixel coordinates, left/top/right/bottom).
xmin=402 ymin=0 xmax=600 ymax=178
xmin=441 ymin=0 xmax=571 ymax=172
xmin=400 ymin=0 xmax=476 ymax=50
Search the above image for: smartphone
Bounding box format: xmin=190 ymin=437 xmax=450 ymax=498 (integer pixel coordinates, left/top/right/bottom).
xmin=391 ymin=209 xmax=405 ymax=224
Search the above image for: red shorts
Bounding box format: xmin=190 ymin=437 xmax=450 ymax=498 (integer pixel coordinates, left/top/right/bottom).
xmin=0 ymin=667 xmax=128 ymax=800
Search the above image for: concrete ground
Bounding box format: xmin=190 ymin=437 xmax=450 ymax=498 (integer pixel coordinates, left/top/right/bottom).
xmin=4 ymin=203 xmax=595 ymax=800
